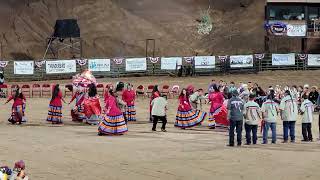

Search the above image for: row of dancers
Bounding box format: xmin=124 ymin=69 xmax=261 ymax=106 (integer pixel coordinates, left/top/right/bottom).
xmin=3 ymin=81 xmax=320 ymax=144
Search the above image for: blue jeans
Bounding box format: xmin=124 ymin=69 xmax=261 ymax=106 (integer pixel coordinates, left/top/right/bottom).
xmin=283 ymin=121 xmax=296 ymax=142
xmin=263 ymin=122 xmax=276 ymax=143
xmin=245 ymin=123 xmax=258 ymax=144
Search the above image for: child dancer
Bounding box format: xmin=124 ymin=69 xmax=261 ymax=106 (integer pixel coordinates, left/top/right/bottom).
xmin=98 ymin=89 xmax=128 ymax=135
xmin=208 ymin=84 xmax=227 ymax=129
xmin=4 ymin=87 xmax=26 ymax=124
xmin=261 ymin=92 xmax=279 ymax=144
xmin=300 ymin=94 xmax=314 ymax=142
xmin=47 ymin=84 xmax=66 ymax=124
xmin=122 ymin=83 xmax=136 ymax=121
xmin=279 ymin=90 xmax=298 ymax=143
xmin=175 ymin=88 xmax=206 ymax=129
xmin=84 ymin=83 xmax=102 ymax=125
xmin=243 ymin=94 xmax=261 ymax=145
xmin=69 ymin=84 xmax=86 ymax=122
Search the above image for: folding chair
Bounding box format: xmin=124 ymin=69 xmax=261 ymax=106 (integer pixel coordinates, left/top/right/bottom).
xmin=42 ymin=84 xmax=51 ymax=97
xmin=32 ymin=84 xmax=41 ymax=97
xmin=21 ymin=84 xmax=31 ymax=98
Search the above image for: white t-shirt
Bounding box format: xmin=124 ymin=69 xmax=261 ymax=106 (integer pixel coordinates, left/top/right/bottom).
xmin=300 ymin=99 xmax=314 ymax=123
xmin=279 ymin=95 xmax=298 ymax=121
xmin=261 ymin=99 xmax=279 ymax=123
xmin=151 ymin=97 xmax=167 ymax=116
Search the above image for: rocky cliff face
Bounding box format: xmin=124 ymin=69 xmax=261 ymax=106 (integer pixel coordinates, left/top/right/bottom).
xmin=0 ymin=0 xmax=265 ymax=60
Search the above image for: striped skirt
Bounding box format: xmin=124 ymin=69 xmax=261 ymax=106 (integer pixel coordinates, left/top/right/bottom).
xmin=125 ymin=105 xmax=136 ymax=121
xmin=47 ymin=105 xmax=63 ymax=124
xmin=208 ymin=106 xmax=228 ymax=129
xmin=86 ymin=115 xmax=102 ymax=125
xmin=98 ymin=114 xmax=128 ymax=135
xmin=71 ymin=105 xmax=86 ymax=122
xmin=175 ymin=109 xmax=207 ymax=128
xmin=9 ymin=105 xmax=26 ymax=124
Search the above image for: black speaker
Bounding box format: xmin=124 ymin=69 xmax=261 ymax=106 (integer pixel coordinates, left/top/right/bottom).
xmin=53 ymin=19 xmax=80 ymax=38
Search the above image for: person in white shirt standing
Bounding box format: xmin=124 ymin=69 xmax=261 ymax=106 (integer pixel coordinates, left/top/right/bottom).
xmin=300 ymin=94 xmax=314 ymax=142
xmin=151 ymin=95 xmax=168 ymax=132
xmin=280 ymin=90 xmax=298 ymax=143
xmin=243 ymin=94 xmax=261 ymax=145
xmin=261 ymin=91 xmax=279 ymax=144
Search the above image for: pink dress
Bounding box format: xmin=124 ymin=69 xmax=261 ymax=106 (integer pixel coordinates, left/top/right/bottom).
xmin=208 ymin=92 xmax=228 ymax=128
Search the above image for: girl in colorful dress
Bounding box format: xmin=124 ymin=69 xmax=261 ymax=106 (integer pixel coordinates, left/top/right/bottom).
xmin=149 ymin=85 xmax=160 ymax=122
xmin=122 ymin=83 xmax=136 ymax=121
xmin=175 ymin=88 xmax=207 ymax=128
xmin=69 ymin=85 xmax=86 ymax=122
xmin=84 ymin=83 xmax=102 ymax=125
xmin=98 ymin=89 xmax=128 ymax=135
xmin=208 ymin=84 xmax=227 ymax=129
xmin=47 ymin=84 xmax=66 ymax=124
xmin=4 ymin=87 xmax=26 ymax=124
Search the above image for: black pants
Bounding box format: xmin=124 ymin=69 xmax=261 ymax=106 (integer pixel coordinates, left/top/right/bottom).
xmin=245 ymin=123 xmax=258 ymax=144
xmin=123 ymin=112 xmax=127 ymax=124
xmin=302 ymin=123 xmax=313 ymax=141
xmin=229 ymin=120 xmax=243 ymax=146
xmin=152 ymin=115 xmax=167 ymax=130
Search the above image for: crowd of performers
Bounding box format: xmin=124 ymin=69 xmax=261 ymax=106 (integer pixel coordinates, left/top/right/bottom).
xmin=3 ymin=73 xmax=320 ymax=144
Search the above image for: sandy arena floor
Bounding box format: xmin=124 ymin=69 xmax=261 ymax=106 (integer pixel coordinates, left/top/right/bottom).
xmin=0 ymin=71 xmax=320 ymax=180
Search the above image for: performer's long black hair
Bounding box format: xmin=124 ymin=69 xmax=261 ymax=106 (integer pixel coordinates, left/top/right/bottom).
xmin=51 ymin=84 xmax=60 ymax=102
xmin=88 ymin=83 xmax=97 ymax=97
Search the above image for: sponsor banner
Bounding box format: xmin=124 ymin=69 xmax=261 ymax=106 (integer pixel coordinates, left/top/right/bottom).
xmin=125 ymin=58 xmax=147 ymax=71
xmin=161 ymin=57 xmax=182 ymax=70
xmin=88 ymin=59 xmax=111 ymax=72
xmin=194 ymin=56 xmax=215 ymax=69
xmin=272 ymin=53 xmax=295 ymax=66
xmin=230 ymin=55 xmax=253 ymax=68
xmin=14 ymin=61 xmax=34 ymax=75
xmin=287 ymin=24 xmax=306 ymax=37
xmin=46 ymin=60 xmax=76 ymax=74
xmin=307 ymin=54 xmax=320 ymax=66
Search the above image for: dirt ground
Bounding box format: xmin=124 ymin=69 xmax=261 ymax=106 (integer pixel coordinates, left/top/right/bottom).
xmin=0 ymin=70 xmax=320 ymax=180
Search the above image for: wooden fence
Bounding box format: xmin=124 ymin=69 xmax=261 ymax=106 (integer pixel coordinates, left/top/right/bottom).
xmin=1 ymin=54 xmax=319 ymax=82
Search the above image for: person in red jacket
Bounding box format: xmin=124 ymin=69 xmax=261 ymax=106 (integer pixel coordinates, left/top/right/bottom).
xmin=208 ymin=84 xmax=228 ymax=129
xmin=4 ymin=86 xmax=26 ymax=124
xmin=47 ymin=84 xmax=66 ymax=124
xmin=122 ymin=83 xmax=136 ymax=121
xmin=175 ymin=88 xmax=207 ymax=129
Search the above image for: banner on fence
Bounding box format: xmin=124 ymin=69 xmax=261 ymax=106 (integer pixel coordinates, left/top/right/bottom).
xmin=88 ymin=59 xmax=111 ymax=72
xmin=194 ymin=56 xmax=215 ymax=69
xmin=272 ymin=53 xmax=295 ymax=66
xmin=287 ymin=24 xmax=307 ymax=37
xmin=307 ymin=54 xmax=320 ymax=66
xmin=126 ymin=58 xmax=147 ymax=71
xmin=230 ymin=55 xmax=253 ymax=68
xmin=46 ymin=60 xmax=76 ymax=74
xmin=161 ymin=57 xmax=182 ymax=70
xmin=14 ymin=61 xmax=34 ymax=75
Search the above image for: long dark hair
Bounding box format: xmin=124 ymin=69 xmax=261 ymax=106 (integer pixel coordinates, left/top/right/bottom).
xmin=14 ymin=87 xmax=23 ymax=100
xmin=152 ymin=85 xmax=159 ymax=93
xmin=109 ymin=89 xmax=115 ymax=97
xmin=179 ymin=88 xmax=189 ymax=98
xmin=51 ymin=84 xmax=60 ymax=102
xmin=88 ymin=83 xmax=97 ymax=97
xmin=212 ymin=84 xmax=219 ymax=92
xmin=285 ymin=90 xmax=295 ymax=112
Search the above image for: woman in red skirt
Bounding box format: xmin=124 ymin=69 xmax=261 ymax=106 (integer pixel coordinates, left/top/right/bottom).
xmin=175 ymin=88 xmax=206 ymax=128
xmin=5 ymin=86 xmax=26 ymax=124
xmin=47 ymin=84 xmax=66 ymax=124
xmin=208 ymin=84 xmax=228 ymax=129
xmin=122 ymin=83 xmax=136 ymax=121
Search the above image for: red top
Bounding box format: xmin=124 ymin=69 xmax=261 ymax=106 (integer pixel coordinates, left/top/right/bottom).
xmin=178 ymin=95 xmax=192 ymax=111
xmin=106 ymin=95 xmax=122 ymax=116
xmin=122 ymin=90 xmax=136 ymax=106
xmin=209 ymin=91 xmax=224 ymax=112
xmin=50 ymin=91 xmax=63 ymax=106
xmin=7 ymin=95 xmax=26 ymax=108
xmin=83 ymin=96 xmax=102 ymax=117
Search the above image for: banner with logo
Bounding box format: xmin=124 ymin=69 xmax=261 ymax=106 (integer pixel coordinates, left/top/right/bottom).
xmin=126 ymin=58 xmax=147 ymax=71
xmin=307 ymin=54 xmax=320 ymax=66
xmin=46 ymin=60 xmax=76 ymax=74
xmin=287 ymin=24 xmax=306 ymax=37
xmin=161 ymin=57 xmax=182 ymax=70
xmin=230 ymin=55 xmax=253 ymax=68
xmin=14 ymin=61 xmax=34 ymax=75
xmin=194 ymin=56 xmax=215 ymax=69
xmin=88 ymin=59 xmax=111 ymax=72
xmin=272 ymin=53 xmax=295 ymax=66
